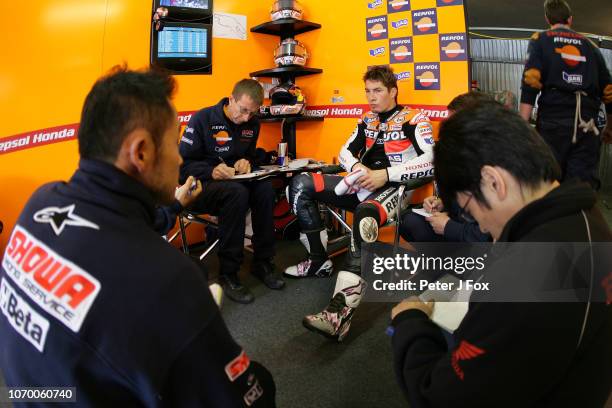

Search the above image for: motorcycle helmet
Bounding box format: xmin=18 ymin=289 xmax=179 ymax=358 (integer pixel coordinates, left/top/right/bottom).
xmin=268 ymin=82 xmax=306 ymax=115
xmin=270 ymin=0 xmax=304 ymax=21
xmin=274 ymin=38 xmax=309 ymax=67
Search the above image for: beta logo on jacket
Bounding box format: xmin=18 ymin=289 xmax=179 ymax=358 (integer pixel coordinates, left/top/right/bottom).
xmin=366 ymin=15 xmax=388 ymax=41
xmin=389 ymin=37 xmax=413 ymax=64
xmin=412 ymin=8 xmax=437 ymax=35
xmin=2 ymin=226 xmax=101 ymax=332
xmin=440 ymin=33 xmax=467 ymax=61
xmin=415 ymin=63 xmax=441 ymax=90
xmin=387 ymin=0 xmax=411 ymax=13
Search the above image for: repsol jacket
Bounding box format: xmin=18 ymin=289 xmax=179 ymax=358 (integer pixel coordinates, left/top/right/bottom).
xmin=521 ymin=27 xmax=612 ymax=118
xmin=179 ymin=98 xmax=260 ymax=182
xmin=0 ymin=159 xmax=275 ymax=407
xmin=339 ymin=105 xmax=435 ymax=182
xmin=391 ymin=180 xmax=612 ymax=407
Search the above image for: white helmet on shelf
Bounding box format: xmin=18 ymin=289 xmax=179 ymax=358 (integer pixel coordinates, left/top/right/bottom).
xmin=274 ymin=38 xmax=309 ymax=67
xmin=270 ymin=0 xmax=304 ymax=21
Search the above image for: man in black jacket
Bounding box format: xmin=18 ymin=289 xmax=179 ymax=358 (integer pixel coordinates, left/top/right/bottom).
xmin=519 ymin=0 xmax=612 ymax=188
xmin=0 ymin=67 xmax=276 ymax=407
xmin=390 ymin=103 xmax=612 ymax=407
xmin=179 ymin=79 xmax=284 ymax=304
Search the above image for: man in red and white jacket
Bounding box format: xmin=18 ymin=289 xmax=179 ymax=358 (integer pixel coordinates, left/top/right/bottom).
xmin=286 ymin=65 xmax=435 ymax=341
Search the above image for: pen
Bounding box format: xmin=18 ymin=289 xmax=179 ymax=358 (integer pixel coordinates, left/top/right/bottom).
xmin=218 ymin=156 xmax=226 ymax=165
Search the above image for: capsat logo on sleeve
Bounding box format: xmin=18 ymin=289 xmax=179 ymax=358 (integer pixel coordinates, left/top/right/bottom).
xmin=437 ymin=0 xmax=463 ymax=6
xmin=366 ymin=15 xmax=388 ymax=41
xmin=387 ymin=0 xmax=411 ymax=13
xmin=440 ymin=33 xmax=467 ymax=61
xmin=2 ymin=226 xmax=101 ymax=333
xmin=412 ymin=8 xmax=438 ymax=35
xmin=415 ymin=63 xmax=441 ymax=90
xmin=389 ymin=37 xmax=413 ymax=63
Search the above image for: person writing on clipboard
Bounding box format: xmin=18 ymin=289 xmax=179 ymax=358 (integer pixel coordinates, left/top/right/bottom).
xmin=179 ymin=79 xmax=285 ymax=304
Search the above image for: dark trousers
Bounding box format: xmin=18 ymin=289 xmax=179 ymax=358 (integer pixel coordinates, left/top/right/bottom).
xmin=399 ymin=213 xmax=443 ymax=243
xmin=192 ymin=180 xmax=275 ymax=277
xmin=289 ymin=173 xmax=401 ymax=269
xmin=537 ymin=116 xmax=601 ymax=189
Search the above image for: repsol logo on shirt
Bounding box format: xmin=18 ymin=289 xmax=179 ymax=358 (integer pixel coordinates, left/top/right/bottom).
xmin=382 ymin=131 xmax=406 ymax=141
xmin=2 ymin=226 xmax=100 ymax=332
xmin=401 ymin=168 xmax=435 ymax=180
xmin=554 ymin=37 xmax=581 ymax=45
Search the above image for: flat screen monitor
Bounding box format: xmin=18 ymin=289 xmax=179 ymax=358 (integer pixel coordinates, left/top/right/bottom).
xmin=151 ymin=22 xmax=212 ymax=74
xmin=156 ymin=0 xmax=212 ymax=21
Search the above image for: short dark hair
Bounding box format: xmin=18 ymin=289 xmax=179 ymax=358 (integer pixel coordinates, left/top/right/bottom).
xmin=232 ymin=79 xmax=264 ymax=106
xmin=363 ymin=65 xmax=398 ymax=95
xmin=434 ymin=103 xmax=560 ymax=208
xmin=447 ymin=91 xmax=495 ymax=113
xmin=544 ymin=0 xmax=572 ymax=25
xmin=78 ymin=65 xmax=177 ymax=162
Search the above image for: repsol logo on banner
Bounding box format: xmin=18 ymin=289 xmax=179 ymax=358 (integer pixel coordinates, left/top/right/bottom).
xmin=0 ymin=136 xmax=30 ymax=153
xmin=441 ymin=34 xmax=465 ymax=41
xmin=367 ymin=16 xmax=386 ymax=24
xmin=3 ymin=226 xmax=101 ymax=332
xmin=413 ymin=9 xmax=435 ymax=17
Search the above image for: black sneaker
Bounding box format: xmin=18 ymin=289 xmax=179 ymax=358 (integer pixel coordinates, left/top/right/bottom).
xmin=220 ymin=275 xmax=254 ymax=304
xmin=252 ymin=260 xmax=285 ymax=290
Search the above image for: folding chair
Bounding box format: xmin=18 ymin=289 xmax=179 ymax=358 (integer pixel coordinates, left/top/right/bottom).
xmin=168 ymin=212 xmax=253 ymax=262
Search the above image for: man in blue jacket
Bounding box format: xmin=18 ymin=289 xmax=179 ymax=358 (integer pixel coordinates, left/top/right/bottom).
xmin=179 ymin=79 xmax=284 ymax=304
xmin=0 ymin=67 xmax=276 ymax=407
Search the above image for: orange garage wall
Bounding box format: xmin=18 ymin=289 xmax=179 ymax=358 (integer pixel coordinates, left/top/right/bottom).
xmin=0 ymin=0 xmax=468 ymax=251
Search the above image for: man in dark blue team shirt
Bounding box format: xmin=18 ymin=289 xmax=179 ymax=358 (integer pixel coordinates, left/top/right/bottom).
xmin=520 ymin=0 xmax=612 ymax=188
xmin=179 ymin=79 xmax=285 ymax=304
xmin=0 ymin=66 xmax=276 ymax=407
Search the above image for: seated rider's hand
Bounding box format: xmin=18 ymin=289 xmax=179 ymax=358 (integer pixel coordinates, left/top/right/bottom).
xmin=358 ymin=168 xmax=388 ymax=191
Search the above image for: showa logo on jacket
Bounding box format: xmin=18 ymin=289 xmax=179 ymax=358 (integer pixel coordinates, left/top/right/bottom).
xmin=2 ymin=226 xmax=101 ymax=333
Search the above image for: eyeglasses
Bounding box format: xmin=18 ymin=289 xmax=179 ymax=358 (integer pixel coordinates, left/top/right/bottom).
xmin=457 ymin=194 xmax=475 ymax=223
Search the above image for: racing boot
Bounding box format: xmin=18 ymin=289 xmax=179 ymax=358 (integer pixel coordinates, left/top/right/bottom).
xmin=302 ymin=270 xmax=367 ymax=341
xmin=284 ymin=230 xmax=333 ymax=278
